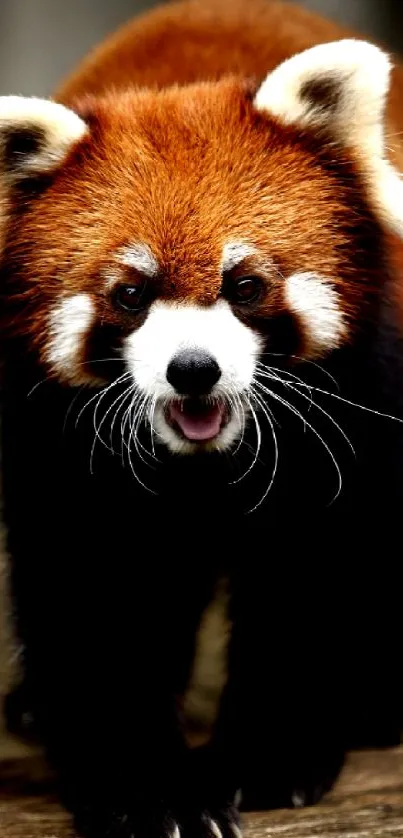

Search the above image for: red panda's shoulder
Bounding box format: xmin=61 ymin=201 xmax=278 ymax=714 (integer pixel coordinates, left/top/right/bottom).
xmin=56 ymin=0 xmax=353 ymax=102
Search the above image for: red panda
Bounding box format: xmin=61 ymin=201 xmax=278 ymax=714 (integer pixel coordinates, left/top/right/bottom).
xmin=1 ymin=1 xmax=403 ymax=837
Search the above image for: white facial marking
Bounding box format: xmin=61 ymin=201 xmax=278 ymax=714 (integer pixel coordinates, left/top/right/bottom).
xmin=102 ymin=267 xmax=122 ymax=290
xmin=47 ymin=293 xmax=95 ymax=384
xmin=286 ymin=272 xmax=346 ymax=357
xmin=125 ymin=300 xmax=260 ymax=396
xmin=116 ymin=242 xmax=159 ymax=277
xmin=221 ymin=241 xmax=257 ymax=273
xmin=0 ymin=96 xmax=87 ymax=180
xmin=124 ymin=300 xmax=262 ymax=453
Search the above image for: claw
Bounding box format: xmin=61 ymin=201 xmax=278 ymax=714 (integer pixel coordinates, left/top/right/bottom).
xmin=208 ymin=820 xmax=223 ymax=838
xmin=233 ymin=790 xmax=242 ymax=808
xmin=291 ymin=790 xmax=306 ymax=808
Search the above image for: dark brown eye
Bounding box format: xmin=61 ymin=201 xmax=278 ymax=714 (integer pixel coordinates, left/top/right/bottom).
xmin=228 ymin=275 xmax=263 ymax=305
xmin=114 ymin=281 xmax=148 ymax=312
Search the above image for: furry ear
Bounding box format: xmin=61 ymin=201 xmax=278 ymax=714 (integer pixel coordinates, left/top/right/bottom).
xmin=254 ymin=40 xmax=403 ymax=236
xmin=0 ymin=96 xmax=87 ymax=182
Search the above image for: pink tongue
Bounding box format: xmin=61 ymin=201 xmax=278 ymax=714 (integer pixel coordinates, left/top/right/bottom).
xmin=169 ymin=403 xmax=224 ymax=441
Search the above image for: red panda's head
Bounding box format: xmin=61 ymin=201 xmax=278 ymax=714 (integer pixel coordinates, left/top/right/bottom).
xmin=1 ymin=40 xmax=402 ymax=454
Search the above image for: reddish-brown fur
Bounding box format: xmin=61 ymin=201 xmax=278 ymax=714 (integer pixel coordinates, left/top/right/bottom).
xmin=55 ymin=0 xmax=403 ymax=324
xmin=5 ymin=81 xmax=380 ymax=355
xmin=3 ymin=0 xmax=401 ymax=368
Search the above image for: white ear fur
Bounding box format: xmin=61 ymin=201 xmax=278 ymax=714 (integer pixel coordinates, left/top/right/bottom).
xmin=254 ymin=40 xmax=403 ymax=236
xmin=0 ymin=96 xmax=87 ymax=181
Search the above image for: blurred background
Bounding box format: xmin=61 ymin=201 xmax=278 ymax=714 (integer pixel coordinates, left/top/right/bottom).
xmin=0 ymin=0 xmax=402 ymax=97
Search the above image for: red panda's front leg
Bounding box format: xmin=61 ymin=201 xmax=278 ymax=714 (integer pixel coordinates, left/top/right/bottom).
xmin=206 ymin=566 xmax=345 ymax=812
xmin=19 ymin=621 xmax=188 ymax=838
xmin=32 ymin=653 xmax=242 ymax=838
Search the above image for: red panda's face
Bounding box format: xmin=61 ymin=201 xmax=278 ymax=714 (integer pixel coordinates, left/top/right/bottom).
xmin=1 ymin=40 xmax=402 ymax=454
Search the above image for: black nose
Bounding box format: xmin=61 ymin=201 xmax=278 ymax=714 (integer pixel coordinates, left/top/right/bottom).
xmin=166 ymin=349 xmax=221 ymax=395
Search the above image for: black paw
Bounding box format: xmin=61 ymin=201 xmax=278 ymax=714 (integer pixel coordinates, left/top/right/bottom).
xmin=5 ymin=682 xmax=38 ymax=742
xmin=73 ymin=803 xmax=242 ymax=838
xmin=73 ymin=803 xmax=179 ymax=838
xmin=288 ymin=749 xmax=345 ymax=809
xmin=182 ymin=805 xmax=242 ymax=838
xmin=289 ymin=778 xmax=335 ymax=809
xmin=241 ymin=750 xmax=344 ymax=811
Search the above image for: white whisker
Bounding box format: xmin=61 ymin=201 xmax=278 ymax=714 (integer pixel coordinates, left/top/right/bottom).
xmin=74 ymin=372 xmax=130 ymax=429
xmin=292 ymin=383 xmax=403 ymax=424
xmin=130 ymin=393 xmax=156 ymax=466
xmin=246 ymin=388 xmax=279 ymax=512
xmin=261 ymin=351 xmax=340 ymax=390
xmin=27 ymin=357 xmax=125 ymax=399
xmin=253 ymin=379 xmax=343 ymax=502
xmin=230 ymin=396 xmax=261 ymax=485
xmin=62 ymin=384 xmax=88 ymax=434
xmin=148 ymin=395 xmax=160 ymax=459
xmin=255 ymin=372 xmax=354 ymax=456
xmin=94 ymin=382 xmax=135 ymax=455
xmin=88 ymin=375 xmax=132 ymax=473
xmin=225 ymin=386 xmax=247 ymax=457
xmin=126 ymin=393 xmax=157 ymax=494
xmin=109 ymin=385 xmax=137 ymax=450
xmin=120 ymin=396 xmax=134 ymax=460
xmin=90 ymin=384 xmax=133 ymax=474
xmin=27 ymin=377 xmax=51 ymax=398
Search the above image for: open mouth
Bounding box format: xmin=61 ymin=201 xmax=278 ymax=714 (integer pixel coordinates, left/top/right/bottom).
xmin=166 ymin=398 xmax=229 ymax=442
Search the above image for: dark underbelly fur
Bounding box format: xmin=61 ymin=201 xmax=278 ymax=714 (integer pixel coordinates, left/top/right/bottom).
xmin=2 ymin=309 xmax=403 ymax=836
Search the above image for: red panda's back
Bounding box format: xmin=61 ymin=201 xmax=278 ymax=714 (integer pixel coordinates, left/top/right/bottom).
xmin=55 ymin=0 xmax=359 ymax=99
xmin=56 ymin=0 xmax=403 ymax=166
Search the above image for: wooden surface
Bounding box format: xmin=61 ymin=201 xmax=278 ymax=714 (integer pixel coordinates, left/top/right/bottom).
xmin=0 ymin=747 xmax=403 ymax=837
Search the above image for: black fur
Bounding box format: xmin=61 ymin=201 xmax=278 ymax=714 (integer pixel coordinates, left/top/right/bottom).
xmin=2 ymin=294 xmax=403 ymax=838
